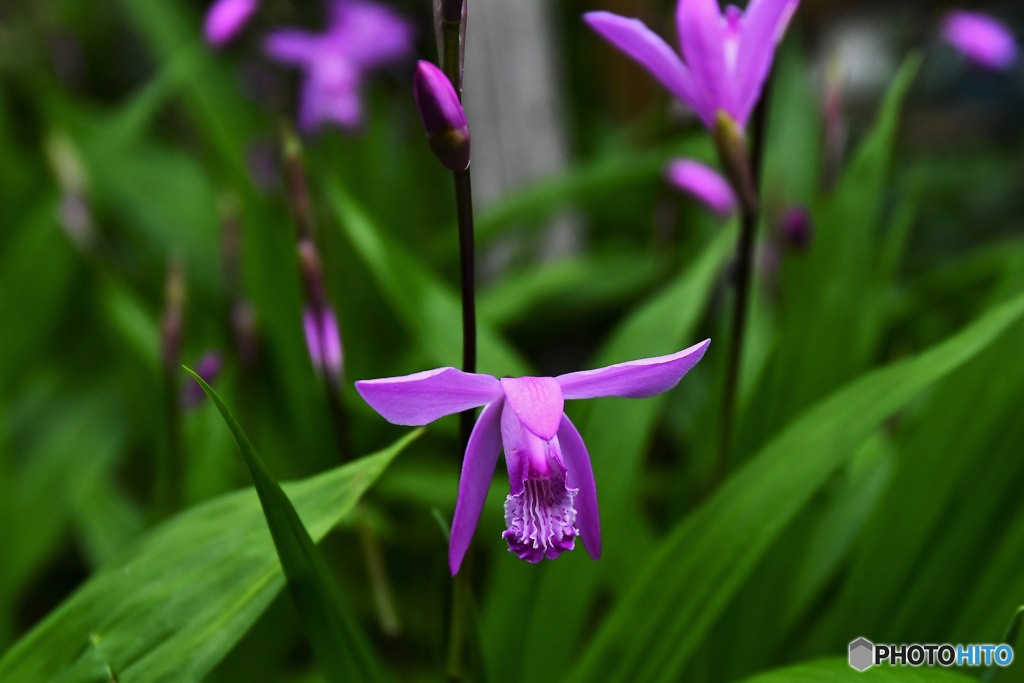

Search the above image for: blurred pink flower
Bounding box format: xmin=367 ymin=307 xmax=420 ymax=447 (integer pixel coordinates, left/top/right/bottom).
xmin=205 ymin=0 xmax=258 ymax=47
xmin=585 ymin=0 xmax=799 ymax=129
xmin=942 ymin=10 xmax=1018 ymax=70
xmin=665 ymin=159 xmax=738 ymax=217
xmin=265 ymin=0 xmax=414 ymax=131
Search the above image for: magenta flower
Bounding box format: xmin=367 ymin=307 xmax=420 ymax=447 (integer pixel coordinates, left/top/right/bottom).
xmin=942 ymin=11 xmax=1018 ymax=71
xmin=205 ymin=0 xmax=258 ymax=47
xmin=585 ymin=0 xmax=799 ymax=129
xmin=264 ymin=0 xmax=414 ymax=132
xmin=356 ymin=340 xmax=710 ymax=574
xmin=666 ymin=158 xmax=738 ymax=217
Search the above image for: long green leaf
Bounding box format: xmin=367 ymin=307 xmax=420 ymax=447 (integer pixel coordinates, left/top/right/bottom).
xmin=738 ymin=658 xmax=977 ymax=682
xmin=744 ymin=54 xmax=922 ymax=456
xmin=185 ymin=368 xmax=391 ymax=683
xmin=0 ymin=430 xmax=419 ymax=682
xmin=565 ymin=289 xmax=1024 ymax=683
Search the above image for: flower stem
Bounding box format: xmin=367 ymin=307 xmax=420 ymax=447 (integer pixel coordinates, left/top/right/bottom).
xmin=454 ymin=169 xmax=477 ymax=444
xmin=715 ymin=88 xmax=771 ymax=483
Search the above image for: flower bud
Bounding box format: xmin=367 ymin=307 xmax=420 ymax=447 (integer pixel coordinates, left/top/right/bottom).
xmin=204 ymin=0 xmax=258 ymax=47
xmin=413 ymin=61 xmax=470 ymax=172
xmin=182 ymin=350 xmax=224 ymax=409
xmin=712 ymin=111 xmax=759 ymax=214
xmin=778 ymin=205 xmax=813 ymax=251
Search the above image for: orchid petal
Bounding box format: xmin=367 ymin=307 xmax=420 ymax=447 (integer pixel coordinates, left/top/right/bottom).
xmin=556 ymin=339 xmax=710 ymax=400
xmin=665 ymin=158 xmax=738 ymax=217
xmin=330 ymin=0 xmax=416 ymax=68
xmin=677 ymin=0 xmax=733 ymax=120
xmin=449 ymin=399 xmax=504 ymax=576
xmin=942 ymin=11 xmax=1018 ymax=70
xmin=355 ymin=367 xmax=502 ymax=425
xmin=584 ymin=12 xmax=706 ymax=123
xmin=500 ymin=376 xmax=564 ymax=441
xmin=735 ymin=0 xmax=799 ymax=124
xmin=264 ymin=30 xmax=321 ymax=64
xmin=557 ymin=414 xmax=600 ymax=560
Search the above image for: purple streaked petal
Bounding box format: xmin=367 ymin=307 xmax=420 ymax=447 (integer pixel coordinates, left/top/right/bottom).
xmin=556 ymin=339 xmax=711 ymax=400
xmin=355 ymin=367 xmax=502 ymax=425
xmin=557 ymin=414 xmax=600 ymax=560
xmin=665 ymin=158 xmax=738 ymax=217
xmin=584 ymin=12 xmax=708 ymax=124
xmin=204 ymin=0 xmax=258 ymax=47
xmin=500 ymin=401 xmax=556 ymax=496
xmin=499 ymin=376 xmax=564 ymax=441
xmin=677 ymin=0 xmax=734 ymax=120
xmin=942 ymin=11 xmax=1018 ymax=70
xmin=449 ymin=399 xmax=504 ymax=575
xmin=264 ymin=30 xmax=321 ymax=64
xmin=734 ymin=0 xmax=799 ymax=125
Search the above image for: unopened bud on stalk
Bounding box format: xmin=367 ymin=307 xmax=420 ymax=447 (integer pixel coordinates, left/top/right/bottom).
xmin=712 ymin=111 xmax=759 ymax=215
xmin=413 ymin=61 xmax=470 ymax=172
xmin=182 ymin=350 xmax=224 ymax=409
xmin=296 ymin=238 xmax=344 ymax=387
xmin=161 ymin=257 xmax=187 ymax=375
xmin=778 ymin=205 xmax=813 ymax=251
xmin=303 ymin=305 xmax=344 ymax=387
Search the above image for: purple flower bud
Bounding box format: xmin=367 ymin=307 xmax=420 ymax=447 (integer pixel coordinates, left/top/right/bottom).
xmin=204 ymin=0 xmax=258 ymax=48
xmin=182 ymin=351 xmax=224 ymax=409
xmin=942 ymin=11 xmax=1018 ymax=70
xmin=303 ymin=305 xmax=344 ymax=387
xmin=778 ymin=205 xmax=813 ymax=250
xmin=665 ymin=159 xmax=738 ymax=218
xmin=413 ymin=61 xmax=470 ymax=172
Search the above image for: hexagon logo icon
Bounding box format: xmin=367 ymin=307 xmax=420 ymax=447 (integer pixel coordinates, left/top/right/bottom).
xmin=849 ymin=638 xmax=874 ymax=671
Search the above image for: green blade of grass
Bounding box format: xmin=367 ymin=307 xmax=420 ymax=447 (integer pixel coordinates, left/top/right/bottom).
xmin=185 ymin=368 xmax=397 ymax=683
xmin=564 ymin=289 xmax=1024 ymax=683
xmin=0 ymin=425 xmax=420 ymax=683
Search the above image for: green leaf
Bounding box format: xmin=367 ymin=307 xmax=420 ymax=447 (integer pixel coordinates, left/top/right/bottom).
xmin=745 ymin=53 xmax=922 ymax=455
xmin=564 ymin=289 xmax=1024 ymax=683
xmin=737 ymin=658 xmax=977 ymax=683
xmin=326 ymin=178 xmax=530 ymax=377
xmin=184 ymin=368 xmax=390 ymax=683
xmin=0 ymin=428 xmax=420 ymax=682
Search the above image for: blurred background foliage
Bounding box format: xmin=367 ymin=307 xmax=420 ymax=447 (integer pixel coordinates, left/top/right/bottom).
xmin=1 ymin=0 xmax=1024 ymax=681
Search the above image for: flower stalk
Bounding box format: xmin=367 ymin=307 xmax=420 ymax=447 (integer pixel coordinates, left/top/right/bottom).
xmin=715 ymin=86 xmax=771 ymax=482
xmin=280 ymin=125 xmax=401 ymax=638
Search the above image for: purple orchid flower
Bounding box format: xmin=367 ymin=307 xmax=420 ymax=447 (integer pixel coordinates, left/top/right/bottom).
xmin=665 ymin=158 xmax=738 ymax=217
xmin=585 ymin=0 xmax=799 ymax=129
xmin=264 ymin=0 xmax=414 ymax=132
xmin=204 ymin=0 xmax=258 ymax=47
xmin=356 ymin=340 xmax=710 ymax=574
xmin=941 ymin=10 xmax=1018 ymax=71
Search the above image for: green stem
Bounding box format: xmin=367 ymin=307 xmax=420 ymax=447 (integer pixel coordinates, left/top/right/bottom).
xmin=715 ymin=87 xmax=770 ymax=483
